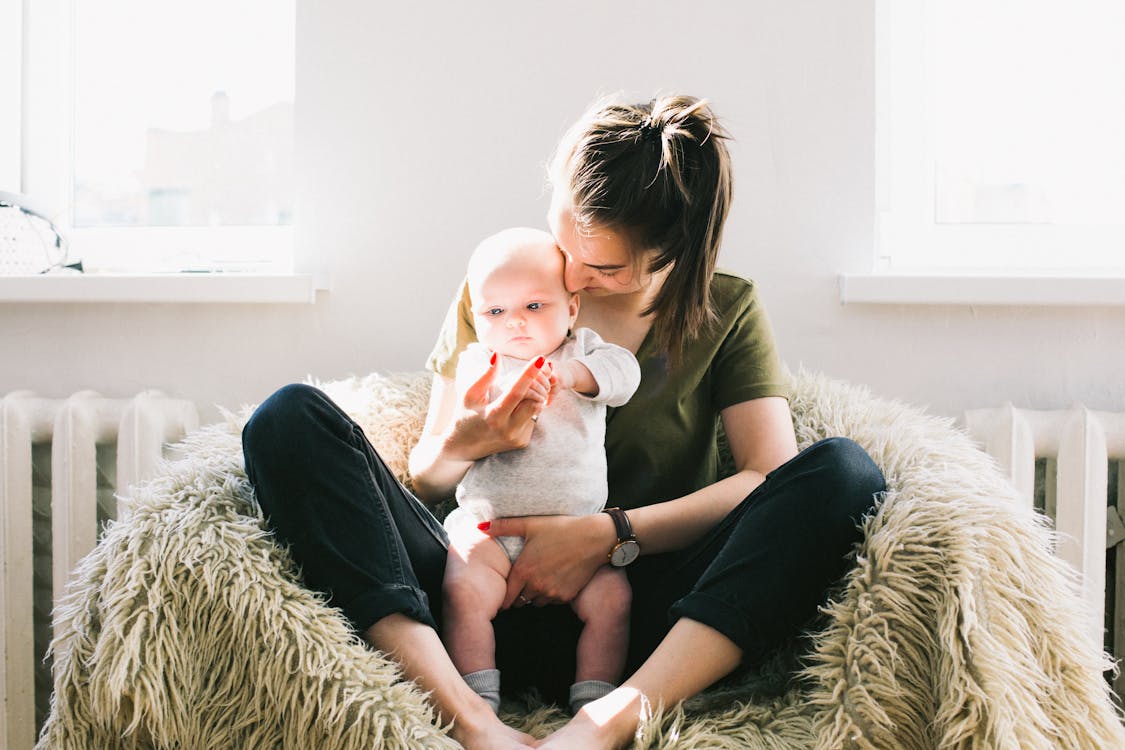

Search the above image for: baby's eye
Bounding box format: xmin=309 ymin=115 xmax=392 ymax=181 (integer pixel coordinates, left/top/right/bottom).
xmin=526 ymin=302 xmax=543 ymax=310
xmin=486 ymin=307 xmax=504 ymax=316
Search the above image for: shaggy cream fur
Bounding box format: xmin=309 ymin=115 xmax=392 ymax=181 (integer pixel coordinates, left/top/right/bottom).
xmin=36 ymin=370 xmax=1125 ymax=749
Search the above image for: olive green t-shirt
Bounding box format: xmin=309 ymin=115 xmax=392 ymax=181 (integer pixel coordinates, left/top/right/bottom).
xmin=425 ymin=270 xmax=790 ymax=510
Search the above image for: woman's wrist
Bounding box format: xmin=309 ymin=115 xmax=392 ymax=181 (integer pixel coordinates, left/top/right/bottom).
xmin=589 ymin=508 xmax=621 ymax=562
xmin=408 ymin=434 xmax=472 ymax=502
xmin=443 ymin=409 xmax=507 ymax=462
xmin=440 ymin=421 xmax=483 ymax=463
xmin=408 ymin=411 xmax=498 ymax=499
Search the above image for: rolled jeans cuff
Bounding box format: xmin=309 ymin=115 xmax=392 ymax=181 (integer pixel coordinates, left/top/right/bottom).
xmin=343 ymin=584 xmax=436 ymax=633
xmin=668 ymin=592 xmax=771 ymax=665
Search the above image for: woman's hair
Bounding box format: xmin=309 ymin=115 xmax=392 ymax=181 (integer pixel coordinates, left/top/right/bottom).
xmin=549 ymin=94 xmax=733 ymax=362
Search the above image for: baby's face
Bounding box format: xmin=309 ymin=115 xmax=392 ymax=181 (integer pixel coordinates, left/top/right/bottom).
xmin=470 ymin=250 xmax=577 ymax=360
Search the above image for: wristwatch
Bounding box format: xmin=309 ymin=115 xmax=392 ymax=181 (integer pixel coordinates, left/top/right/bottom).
xmin=602 ymin=507 xmax=640 ymax=567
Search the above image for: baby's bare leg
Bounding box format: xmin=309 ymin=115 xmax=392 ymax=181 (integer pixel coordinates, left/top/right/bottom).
xmin=442 ymin=529 xmax=512 ymax=675
xmin=571 ymin=566 xmax=631 ymax=684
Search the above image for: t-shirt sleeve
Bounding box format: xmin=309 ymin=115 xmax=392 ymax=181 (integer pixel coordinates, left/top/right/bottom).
xmin=711 ymin=283 xmax=790 ymax=410
xmin=425 ymin=279 xmax=478 ymax=379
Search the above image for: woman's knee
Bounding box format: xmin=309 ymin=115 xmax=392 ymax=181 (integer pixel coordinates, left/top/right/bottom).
xmin=242 ymin=383 xmax=328 ymax=457
xmin=801 ymin=437 xmax=885 ymax=523
xmin=814 ymin=437 xmax=884 ymax=488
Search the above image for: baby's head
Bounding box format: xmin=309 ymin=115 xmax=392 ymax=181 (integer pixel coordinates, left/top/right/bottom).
xmin=467 ymin=227 xmax=578 ymax=360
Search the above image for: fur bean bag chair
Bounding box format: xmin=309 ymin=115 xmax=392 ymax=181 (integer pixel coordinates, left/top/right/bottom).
xmin=36 ymin=371 xmax=1125 ymax=749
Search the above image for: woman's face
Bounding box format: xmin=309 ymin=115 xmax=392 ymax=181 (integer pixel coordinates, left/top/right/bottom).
xmin=547 ymin=194 xmax=650 ymax=297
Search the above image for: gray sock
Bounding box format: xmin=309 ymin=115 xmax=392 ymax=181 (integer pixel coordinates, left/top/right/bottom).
xmin=569 ymin=679 xmax=616 ymax=715
xmin=463 ymin=668 xmax=501 ymax=714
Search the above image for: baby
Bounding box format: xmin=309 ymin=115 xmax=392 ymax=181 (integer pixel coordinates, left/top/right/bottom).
xmin=441 ymin=227 xmax=641 ymax=716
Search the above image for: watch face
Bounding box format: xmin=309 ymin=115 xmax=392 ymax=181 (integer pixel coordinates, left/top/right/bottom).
xmin=610 ymin=540 xmax=640 ymax=567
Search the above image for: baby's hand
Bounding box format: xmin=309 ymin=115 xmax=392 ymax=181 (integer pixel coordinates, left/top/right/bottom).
xmin=547 ymin=360 xmax=597 ymax=397
xmin=546 ymin=361 xmax=559 ymax=389
xmin=545 ymin=360 xmax=573 ymax=400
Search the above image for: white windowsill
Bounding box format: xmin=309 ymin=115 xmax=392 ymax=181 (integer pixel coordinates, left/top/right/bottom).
xmin=0 ymin=272 xmax=328 ymax=303
xmin=839 ymin=272 xmax=1125 ymax=306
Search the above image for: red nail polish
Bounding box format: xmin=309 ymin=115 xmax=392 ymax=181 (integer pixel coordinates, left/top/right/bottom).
xmin=490 ymin=352 xmax=497 ymax=366
xmin=477 ymin=521 xmax=491 ymax=531
xmin=534 ymin=356 xmax=545 ymax=369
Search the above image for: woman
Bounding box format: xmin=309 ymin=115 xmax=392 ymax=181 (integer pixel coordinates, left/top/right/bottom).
xmin=242 ymin=94 xmax=885 ymax=750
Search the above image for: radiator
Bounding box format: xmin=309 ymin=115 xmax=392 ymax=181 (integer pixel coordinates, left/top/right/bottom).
xmin=1 ymin=390 xmax=199 ymax=750
xmin=964 ymin=404 xmax=1125 ymax=695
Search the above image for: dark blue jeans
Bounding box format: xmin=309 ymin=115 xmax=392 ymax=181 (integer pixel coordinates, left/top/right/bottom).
xmin=242 ymin=383 xmax=885 ymax=703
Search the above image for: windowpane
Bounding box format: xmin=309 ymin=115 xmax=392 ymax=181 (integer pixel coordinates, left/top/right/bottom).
xmin=73 ymin=0 xmax=294 ymax=229
xmin=933 ymin=0 xmax=1125 ymax=227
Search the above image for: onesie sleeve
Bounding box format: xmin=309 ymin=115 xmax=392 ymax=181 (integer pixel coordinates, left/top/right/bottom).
xmin=571 ymin=327 xmax=641 ymax=408
xmin=425 ymin=279 xmax=478 ymax=379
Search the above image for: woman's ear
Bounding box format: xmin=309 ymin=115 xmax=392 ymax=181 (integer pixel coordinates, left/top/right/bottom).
xmin=568 ymin=292 xmax=580 ymax=327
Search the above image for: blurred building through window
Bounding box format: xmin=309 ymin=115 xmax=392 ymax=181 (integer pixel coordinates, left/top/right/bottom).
xmin=72 ymin=1 xmax=294 ymax=231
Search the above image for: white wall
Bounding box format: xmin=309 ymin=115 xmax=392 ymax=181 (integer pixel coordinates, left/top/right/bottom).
xmin=2 ymin=0 xmax=1122 ymax=423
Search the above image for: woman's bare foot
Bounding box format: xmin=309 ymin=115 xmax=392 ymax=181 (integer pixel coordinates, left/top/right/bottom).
xmin=534 ymin=688 xmax=648 ymax=750
xmin=448 ymin=704 xmax=538 ymax=750
xmin=364 ymin=615 xmax=536 ymax=749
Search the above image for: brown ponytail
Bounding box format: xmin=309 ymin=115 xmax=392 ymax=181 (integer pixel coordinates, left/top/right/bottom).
xmin=549 ymin=94 xmax=733 ymax=363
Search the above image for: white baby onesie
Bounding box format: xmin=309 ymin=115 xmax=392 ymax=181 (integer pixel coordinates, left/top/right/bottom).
xmin=444 ymin=327 xmax=640 ymax=560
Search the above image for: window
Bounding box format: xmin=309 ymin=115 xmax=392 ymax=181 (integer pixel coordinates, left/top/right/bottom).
xmin=20 ymin=0 xmax=295 ymax=274
xmin=876 ymin=0 xmax=1125 ymax=273
xmin=0 ymin=3 xmax=18 ymax=189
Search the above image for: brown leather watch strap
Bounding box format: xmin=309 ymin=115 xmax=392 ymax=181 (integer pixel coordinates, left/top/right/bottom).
xmin=602 ymin=507 xmax=634 ymax=543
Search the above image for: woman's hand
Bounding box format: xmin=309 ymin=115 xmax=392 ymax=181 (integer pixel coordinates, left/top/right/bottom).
xmin=480 ymin=513 xmax=618 ymax=608
xmin=450 ymin=354 xmax=551 ymax=459
xmin=409 ymin=357 xmax=550 ymax=502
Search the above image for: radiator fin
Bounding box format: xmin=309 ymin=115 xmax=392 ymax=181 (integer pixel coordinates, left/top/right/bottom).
xmin=1 ymin=391 xmax=198 ymax=750
xmin=965 ymin=404 xmax=1125 ymax=701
